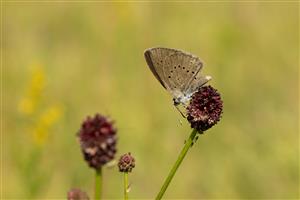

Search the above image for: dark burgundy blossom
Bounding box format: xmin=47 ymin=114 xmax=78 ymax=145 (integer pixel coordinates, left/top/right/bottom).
xmin=187 ymin=85 xmax=223 ymax=132
xmin=78 ymin=113 xmax=117 ymax=170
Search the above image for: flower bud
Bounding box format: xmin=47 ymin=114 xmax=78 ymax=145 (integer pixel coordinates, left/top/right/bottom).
xmin=118 ymin=152 xmax=135 ymax=173
xmin=67 ymin=188 xmax=89 ymax=200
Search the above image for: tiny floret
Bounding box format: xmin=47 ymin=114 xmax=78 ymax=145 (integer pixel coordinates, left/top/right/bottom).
xmin=67 ymin=188 xmax=89 ymax=200
xmin=78 ymin=113 xmax=117 ymax=170
xmin=187 ymin=85 xmax=223 ymax=132
xmin=118 ymin=152 xmax=135 ymax=173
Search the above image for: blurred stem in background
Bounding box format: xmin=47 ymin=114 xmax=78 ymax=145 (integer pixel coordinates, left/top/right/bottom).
xmin=95 ymin=168 xmax=102 ymax=200
xmin=20 ymin=147 xmax=49 ymax=198
xmin=124 ymin=172 xmax=129 ymax=200
xmin=156 ymin=129 xmax=200 ymax=200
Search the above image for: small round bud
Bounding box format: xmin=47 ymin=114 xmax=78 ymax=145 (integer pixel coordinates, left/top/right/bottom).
xmin=187 ymin=85 xmax=223 ymax=132
xmin=118 ymin=152 xmax=135 ymax=173
xmin=67 ymin=188 xmax=89 ymax=200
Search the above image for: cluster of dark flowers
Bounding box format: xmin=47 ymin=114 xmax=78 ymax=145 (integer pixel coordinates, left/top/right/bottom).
xmin=187 ymin=86 xmax=223 ymax=132
xmin=77 ymin=114 xmax=117 ymax=170
xmin=68 ymin=85 xmax=222 ymax=199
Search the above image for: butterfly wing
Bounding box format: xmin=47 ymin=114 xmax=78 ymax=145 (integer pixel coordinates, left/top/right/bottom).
xmin=163 ymin=50 xmax=204 ymax=95
xmin=144 ymin=47 xmax=172 ymax=90
xmin=144 ymin=47 xmax=204 ymax=99
xmin=185 ymin=74 xmax=212 ymax=97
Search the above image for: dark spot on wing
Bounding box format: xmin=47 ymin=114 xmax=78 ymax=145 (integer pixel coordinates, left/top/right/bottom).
xmin=178 ymin=65 xmax=181 ymax=68
xmin=183 ymin=67 xmax=185 ymax=69
xmin=170 ymin=70 xmax=173 ymax=73
xmin=168 ymin=76 xmax=171 ymax=78
xmin=192 ymin=71 xmax=195 ymax=74
xmin=187 ymin=70 xmax=189 ymax=73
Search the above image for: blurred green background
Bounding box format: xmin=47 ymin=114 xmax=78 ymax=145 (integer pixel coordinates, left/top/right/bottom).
xmin=3 ymin=1 xmax=299 ymax=199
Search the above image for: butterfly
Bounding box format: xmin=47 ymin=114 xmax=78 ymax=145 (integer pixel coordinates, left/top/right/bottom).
xmin=144 ymin=47 xmax=211 ymax=116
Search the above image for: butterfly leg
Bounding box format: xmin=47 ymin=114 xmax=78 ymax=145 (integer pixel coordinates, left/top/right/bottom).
xmin=174 ymin=104 xmax=186 ymax=118
xmin=191 ymin=135 xmax=199 ymax=147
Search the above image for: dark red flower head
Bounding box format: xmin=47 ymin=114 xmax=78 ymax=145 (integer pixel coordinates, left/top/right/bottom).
xmin=67 ymin=188 xmax=89 ymax=200
xmin=78 ymin=113 xmax=117 ymax=170
xmin=187 ymin=85 xmax=223 ymax=132
xmin=118 ymin=152 xmax=135 ymax=173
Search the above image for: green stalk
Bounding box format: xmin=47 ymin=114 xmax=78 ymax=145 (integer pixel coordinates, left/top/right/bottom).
xmin=124 ymin=172 xmax=129 ymax=200
xmin=156 ymin=129 xmax=200 ymax=200
xmin=95 ymin=168 xmax=102 ymax=200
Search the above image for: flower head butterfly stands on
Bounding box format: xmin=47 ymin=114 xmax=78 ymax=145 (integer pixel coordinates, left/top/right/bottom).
xmin=144 ymin=47 xmax=223 ymax=199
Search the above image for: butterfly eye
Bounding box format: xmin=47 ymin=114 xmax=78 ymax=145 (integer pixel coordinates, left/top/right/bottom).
xmin=173 ymin=98 xmax=180 ymax=106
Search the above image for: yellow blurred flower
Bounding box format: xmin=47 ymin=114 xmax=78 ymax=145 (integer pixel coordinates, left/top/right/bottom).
xmin=18 ymin=65 xmax=45 ymax=115
xmin=40 ymin=106 xmax=62 ymax=127
xmin=28 ymin=66 xmax=45 ymax=97
xmin=18 ymin=64 xmax=64 ymax=146
xmin=18 ymin=98 xmax=35 ymax=115
xmin=32 ymin=105 xmax=63 ymax=146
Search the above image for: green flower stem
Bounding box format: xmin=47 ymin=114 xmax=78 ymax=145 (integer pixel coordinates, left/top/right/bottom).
xmin=124 ymin=172 xmax=129 ymax=200
xmin=95 ymin=168 xmax=102 ymax=200
xmin=156 ymin=129 xmax=200 ymax=200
